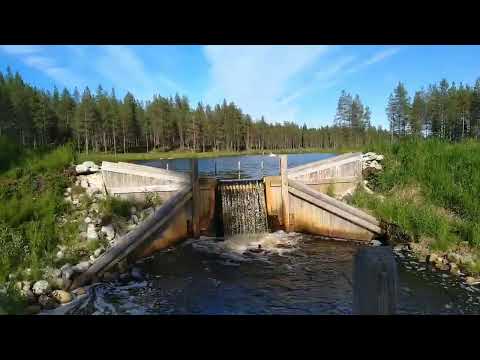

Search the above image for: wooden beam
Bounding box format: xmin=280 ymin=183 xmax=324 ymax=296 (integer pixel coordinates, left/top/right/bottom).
xmin=353 ymin=246 xmax=398 ymax=314
xmin=289 ymin=179 xmax=380 ymax=228
xmin=101 ymin=161 xmax=190 ymax=183
xmin=288 ymin=152 xmax=362 ymax=175
xmin=280 ymin=155 xmax=290 ymax=232
xmin=108 ymin=184 xmax=184 ymax=194
xmin=192 ymin=159 xmax=200 ymax=239
xmin=288 ymin=184 xmax=382 ymax=235
xmin=70 ymin=185 xmax=192 ymax=289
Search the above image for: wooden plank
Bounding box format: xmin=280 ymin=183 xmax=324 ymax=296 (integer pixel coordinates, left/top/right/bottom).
xmin=117 ymin=161 xmax=191 ymax=181
xmin=101 ymin=161 xmax=190 ymax=183
xmin=280 ymin=155 xmax=290 ymax=232
xmin=192 ymin=159 xmax=200 ymax=239
xmin=289 ymin=179 xmax=380 ymax=227
xmin=267 ymin=175 xmax=359 ymax=187
xmin=71 ymin=185 xmax=192 ymax=289
xmin=288 ymin=186 xmax=382 ymax=234
xmin=353 ymin=246 xmax=398 ymax=314
xmin=108 ymin=184 xmax=184 ymax=194
xmin=288 ymin=152 xmax=361 ymax=175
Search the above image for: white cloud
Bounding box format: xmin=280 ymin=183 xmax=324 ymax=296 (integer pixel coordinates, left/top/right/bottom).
xmin=0 ymin=46 xmax=85 ymax=88
xmin=96 ymin=45 xmax=183 ymax=100
xmin=346 ymin=47 xmax=401 ymax=75
xmin=203 ymin=45 xmax=330 ymax=122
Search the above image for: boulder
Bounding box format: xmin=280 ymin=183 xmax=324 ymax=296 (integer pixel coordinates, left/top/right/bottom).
xmin=101 ymin=224 xmax=115 ymax=241
xmin=75 ymin=164 xmax=90 ymax=175
xmin=72 ymin=261 xmax=90 ymax=273
xmin=87 ymin=223 xmax=99 ymax=242
xmin=94 ymin=247 xmax=105 ymax=258
xmin=51 ymin=290 xmax=72 ymax=304
xmin=32 ymin=280 xmax=50 ymax=296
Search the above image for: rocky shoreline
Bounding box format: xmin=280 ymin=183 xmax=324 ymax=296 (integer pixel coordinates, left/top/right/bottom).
xmin=2 ymin=161 xmax=155 ymax=315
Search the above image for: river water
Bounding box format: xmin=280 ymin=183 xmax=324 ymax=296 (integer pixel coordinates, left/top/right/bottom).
xmin=69 ymin=153 xmax=480 ymax=315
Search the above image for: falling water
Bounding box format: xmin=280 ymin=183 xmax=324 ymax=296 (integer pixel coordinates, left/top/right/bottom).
xmin=220 ymin=180 xmax=269 ymax=237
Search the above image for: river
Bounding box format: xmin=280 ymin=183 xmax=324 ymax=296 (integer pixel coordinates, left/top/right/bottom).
xmin=69 ymin=153 xmax=480 ymax=315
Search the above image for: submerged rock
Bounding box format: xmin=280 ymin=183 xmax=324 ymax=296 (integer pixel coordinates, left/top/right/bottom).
xmin=51 ymin=290 xmax=72 ymax=304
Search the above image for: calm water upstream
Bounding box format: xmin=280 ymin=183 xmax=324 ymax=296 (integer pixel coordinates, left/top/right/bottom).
xmin=68 ymin=153 xmax=480 ymax=315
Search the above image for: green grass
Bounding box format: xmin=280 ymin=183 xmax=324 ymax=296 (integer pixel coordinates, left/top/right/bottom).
xmin=352 ymin=138 xmax=480 ymax=251
xmin=0 ymin=142 xmax=76 ymax=287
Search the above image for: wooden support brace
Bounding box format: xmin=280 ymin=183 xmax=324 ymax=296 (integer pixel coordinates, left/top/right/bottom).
xmin=280 ymin=155 xmax=290 ymax=232
xmin=192 ymin=158 xmax=200 ymax=239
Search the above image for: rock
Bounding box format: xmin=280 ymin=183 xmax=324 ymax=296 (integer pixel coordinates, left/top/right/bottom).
xmin=84 ymin=217 xmax=92 ymax=224
xmin=75 ymin=164 xmax=90 ymax=175
xmin=94 ymin=247 xmax=104 ymax=258
xmin=131 ymin=214 xmax=139 ymax=225
xmin=23 ymin=289 xmax=37 ymax=304
xmin=38 ymin=295 xmax=57 ymax=310
xmin=466 ymin=277 xmax=480 ymax=286
xmin=144 ymin=207 xmax=154 ymax=218
xmin=130 ymin=206 xmax=137 ymax=215
xmin=72 ymin=261 xmax=90 ymax=273
xmin=101 ymin=224 xmax=115 ymax=241
xmin=72 ymin=287 xmax=86 ymax=296
xmin=90 ymin=203 xmax=100 ymax=214
xmin=32 ymin=280 xmax=50 ymax=296
xmin=62 ymin=278 xmax=72 ymax=291
xmin=89 ymin=255 xmax=96 ymax=262
xmin=56 ymin=250 xmax=64 ymax=259
xmin=60 ymin=263 xmax=71 ymax=272
xmin=51 ymin=290 xmax=72 ymax=304
xmin=130 ymin=267 xmax=143 ymax=281
xmin=24 ymin=305 xmax=42 ymax=315
xmin=371 ymin=240 xmax=382 ymax=247
xmin=87 ymin=223 xmax=99 ymax=242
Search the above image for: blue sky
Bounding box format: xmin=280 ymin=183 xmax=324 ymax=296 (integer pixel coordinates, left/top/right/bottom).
xmin=1 ymin=45 xmax=479 ymax=129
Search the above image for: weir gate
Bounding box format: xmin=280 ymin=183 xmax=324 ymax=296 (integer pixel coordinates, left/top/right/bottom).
xmin=72 ymin=153 xmax=383 ymax=289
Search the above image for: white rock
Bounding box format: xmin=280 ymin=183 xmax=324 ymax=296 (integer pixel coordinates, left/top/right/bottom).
xmin=75 ymin=164 xmax=90 ymax=175
xmin=32 ymin=280 xmax=51 ymax=296
xmin=87 ymin=223 xmax=99 ymax=241
xmin=131 ymin=214 xmax=139 ymax=225
xmin=51 ymin=290 xmax=72 ymax=304
xmin=89 ymin=255 xmax=96 ymax=262
xmin=101 ymin=224 xmax=115 ymax=241
xmin=371 ymin=240 xmax=382 ymax=246
xmin=84 ymin=217 xmax=92 ymax=224
xmin=56 ymin=251 xmax=64 ymax=259
xmin=73 ymin=261 xmax=90 ymax=273
xmin=376 ymin=154 xmax=384 ymax=161
xmin=94 ymin=248 xmax=104 ymax=258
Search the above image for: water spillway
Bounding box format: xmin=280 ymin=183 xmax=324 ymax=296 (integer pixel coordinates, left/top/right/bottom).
xmin=219 ymin=180 xmax=269 ymax=237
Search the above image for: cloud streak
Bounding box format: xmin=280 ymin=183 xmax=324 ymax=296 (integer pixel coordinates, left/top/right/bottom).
xmin=203 ymin=45 xmax=330 ymax=122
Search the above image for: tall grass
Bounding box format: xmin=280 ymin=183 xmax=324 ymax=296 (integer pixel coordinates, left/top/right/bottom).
xmin=353 ymin=138 xmax=480 ymax=249
xmin=0 ymin=143 xmax=75 ymax=283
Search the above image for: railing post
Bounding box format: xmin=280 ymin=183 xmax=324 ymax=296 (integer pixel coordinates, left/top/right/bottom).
xmin=280 ymin=155 xmax=290 ymax=232
xmin=353 ymin=246 xmax=398 ymax=315
xmin=191 ymin=159 xmax=200 ymax=239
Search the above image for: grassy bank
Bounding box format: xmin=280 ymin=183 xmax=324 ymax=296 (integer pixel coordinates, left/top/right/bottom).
xmin=351 ymin=138 xmax=480 ymax=272
xmin=77 ymin=146 xmax=364 ymax=163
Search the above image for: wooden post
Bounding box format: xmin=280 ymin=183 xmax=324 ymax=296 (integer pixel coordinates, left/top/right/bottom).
xmin=191 ymin=159 xmax=200 ymax=239
xmin=280 ymin=155 xmax=290 ymax=232
xmin=353 ymin=246 xmax=398 ymax=315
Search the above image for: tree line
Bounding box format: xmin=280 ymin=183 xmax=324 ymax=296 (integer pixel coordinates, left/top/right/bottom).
xmin=0 ymin=67 xmax=388 ymax=155
xmin=387 ymin=78 xmax=480 ymax=140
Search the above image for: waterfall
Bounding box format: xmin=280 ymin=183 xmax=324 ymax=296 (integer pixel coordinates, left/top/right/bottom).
xmin=219 ymin=180 xmax=269 ymax=237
